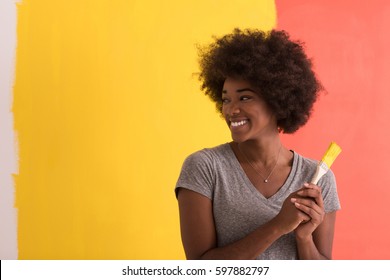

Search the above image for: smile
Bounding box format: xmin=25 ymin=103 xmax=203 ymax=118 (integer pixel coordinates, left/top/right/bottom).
xmin=231 ymin=120 xmax=248 ymax=127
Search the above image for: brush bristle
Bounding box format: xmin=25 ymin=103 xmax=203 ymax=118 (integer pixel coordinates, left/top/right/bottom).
xmin=321 ymin=142 xmax=342 ymax=168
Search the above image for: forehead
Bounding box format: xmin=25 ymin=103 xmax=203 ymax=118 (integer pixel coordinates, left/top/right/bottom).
xmin=222 ymin=78 xmax=254 ymax=93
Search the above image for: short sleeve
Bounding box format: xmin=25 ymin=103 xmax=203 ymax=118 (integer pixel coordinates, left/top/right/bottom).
xmin=175 ymin=150 xmax=215 ymax=200
xmin=318 ymin=169 xmax=341 ymax=213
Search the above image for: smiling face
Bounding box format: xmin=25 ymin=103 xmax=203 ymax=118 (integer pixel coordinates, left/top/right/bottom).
xmin=222 ymin=77 xmax=278 ymax=143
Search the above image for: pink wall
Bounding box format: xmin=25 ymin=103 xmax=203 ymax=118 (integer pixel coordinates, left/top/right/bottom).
xmin=277 ymin=0 xmax=390 ymax=259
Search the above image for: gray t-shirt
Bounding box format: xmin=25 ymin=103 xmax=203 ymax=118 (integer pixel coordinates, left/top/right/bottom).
xmin=175 ymin=143 xmax=341 ymax=260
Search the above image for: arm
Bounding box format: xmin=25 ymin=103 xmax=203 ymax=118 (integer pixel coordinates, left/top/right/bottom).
xmin=177 ymin=188 xmax=309 ymax=260
xmin=291 ymin=183 xmax=337 ymax=259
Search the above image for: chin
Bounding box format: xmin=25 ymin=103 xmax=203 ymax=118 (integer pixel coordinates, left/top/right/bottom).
xmin=231 ymin=134 xmax=249 ymax=143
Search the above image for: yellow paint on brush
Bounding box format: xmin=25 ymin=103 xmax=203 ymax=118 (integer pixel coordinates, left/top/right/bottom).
xmin=13 ymin=0 xmax=276 ymax=259
xmin=322 ymin=142 xmax=342 ymax=168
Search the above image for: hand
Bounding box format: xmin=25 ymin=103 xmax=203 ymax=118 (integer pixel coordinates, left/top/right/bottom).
xmin=291 ymin=183 xmax=325 ymax=239
xmin=274 ymin=190 xmax=311 ymax=235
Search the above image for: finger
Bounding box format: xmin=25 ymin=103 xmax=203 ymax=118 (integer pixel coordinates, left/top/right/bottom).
xmin=294 ymin=203 xmax=321 ymax=226
xmin=297 ymin=189 xmax=322 ymax=199
xmin=297 ymin=184 xmax=324 ymax=207
xmin=300 ymin=182 xmax=321 ymax=193
xmin=295 ymin=183 xmax=317 ymax=196
xmin=295 ymin=208 xmax=311 ymax=223
xmin=291 ymin=197 xmax=323 ymax=220
xmin=292 ymin=197 xmax=322 ymax=213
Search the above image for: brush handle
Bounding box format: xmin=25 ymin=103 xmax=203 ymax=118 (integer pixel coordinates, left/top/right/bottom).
xmin=310 ymin=161 xmax=328 ymax=185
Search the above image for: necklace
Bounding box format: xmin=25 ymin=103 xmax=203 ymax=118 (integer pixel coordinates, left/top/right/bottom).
xmin=238 ymin=144 xmax=282 ymax=183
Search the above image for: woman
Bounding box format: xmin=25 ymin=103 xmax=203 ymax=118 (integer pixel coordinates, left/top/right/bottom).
xmin=175 ymin=29 xmax=340 ymax=260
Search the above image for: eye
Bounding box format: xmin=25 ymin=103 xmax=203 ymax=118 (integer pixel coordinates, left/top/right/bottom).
xmin=240 ymin=95 xmax=252 ymax=101
xmin=221 ymin=98 xmax=230 ymax=104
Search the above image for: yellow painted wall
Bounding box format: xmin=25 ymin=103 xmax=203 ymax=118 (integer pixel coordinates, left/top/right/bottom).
xmin=13 ymin=0 xmax=276 ymax=259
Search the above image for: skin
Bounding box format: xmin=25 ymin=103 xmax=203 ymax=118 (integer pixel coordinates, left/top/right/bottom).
xmin=177 ymin=77 xmax=337 ymax=259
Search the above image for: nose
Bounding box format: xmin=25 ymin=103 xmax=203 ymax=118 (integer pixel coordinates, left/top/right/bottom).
xmin=227 ymin=100 xmax=240 ymax=116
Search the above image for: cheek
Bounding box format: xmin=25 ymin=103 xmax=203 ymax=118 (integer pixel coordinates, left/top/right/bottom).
xmin=221 ymin=105 xmax=228 ymax=117
xmin=253 ymin=109 xmax=275 ymax=125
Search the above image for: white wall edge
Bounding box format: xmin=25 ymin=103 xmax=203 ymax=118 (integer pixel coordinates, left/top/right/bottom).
xmin=0 ymin=0 xmax=21 ymax=259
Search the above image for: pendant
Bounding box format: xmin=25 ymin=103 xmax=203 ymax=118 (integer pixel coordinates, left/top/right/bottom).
xmin=264 ymin=179 xmax=268 ymax=183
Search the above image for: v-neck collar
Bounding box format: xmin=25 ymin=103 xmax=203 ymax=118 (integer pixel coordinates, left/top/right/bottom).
xmin=225 ymin=143 xmax=298 ymax=202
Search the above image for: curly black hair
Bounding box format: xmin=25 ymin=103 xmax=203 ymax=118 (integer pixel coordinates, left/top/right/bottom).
xmin=197 ymin=28 xmax=322 ymax=134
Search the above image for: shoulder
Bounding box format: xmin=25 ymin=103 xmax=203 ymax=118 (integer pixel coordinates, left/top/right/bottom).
xmin=294 ymin=151 xmax=317 ymax=169
xmin=183 ymin=143 xmax=232 ymax=167
xmin=292 ymin=151 xmax=336 ymax=185
xmin=176 ymin=143 xmax=231 ymax=199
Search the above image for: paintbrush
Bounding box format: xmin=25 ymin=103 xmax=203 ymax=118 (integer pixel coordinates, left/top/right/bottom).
xmin=311 ymin=142 xmax=342 ymax=185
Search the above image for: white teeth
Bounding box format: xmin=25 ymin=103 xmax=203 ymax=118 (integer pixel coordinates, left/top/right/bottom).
xmin=231 ymin=120 xmax=248 ymax=127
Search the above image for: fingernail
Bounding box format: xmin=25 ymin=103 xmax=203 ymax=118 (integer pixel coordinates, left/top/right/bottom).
xmin=291 ymin=198 xmax=296 ymax=203
xmin=304 ymin=182 xmax=309 ymax=187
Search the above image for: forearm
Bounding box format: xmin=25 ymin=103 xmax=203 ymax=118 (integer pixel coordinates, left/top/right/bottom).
xmin=296 ymin=235 xmax=329 ymax=260
xmin=197 ymin=219 xmax=284 ymax=260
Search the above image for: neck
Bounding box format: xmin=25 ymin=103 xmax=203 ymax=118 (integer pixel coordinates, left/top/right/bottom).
xmin=236 ymin=136 xmax=283 ymax=167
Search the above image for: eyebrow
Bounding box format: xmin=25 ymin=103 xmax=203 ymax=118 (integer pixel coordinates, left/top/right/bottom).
xmin=222 ymin=88 xmax=256 ymax=94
